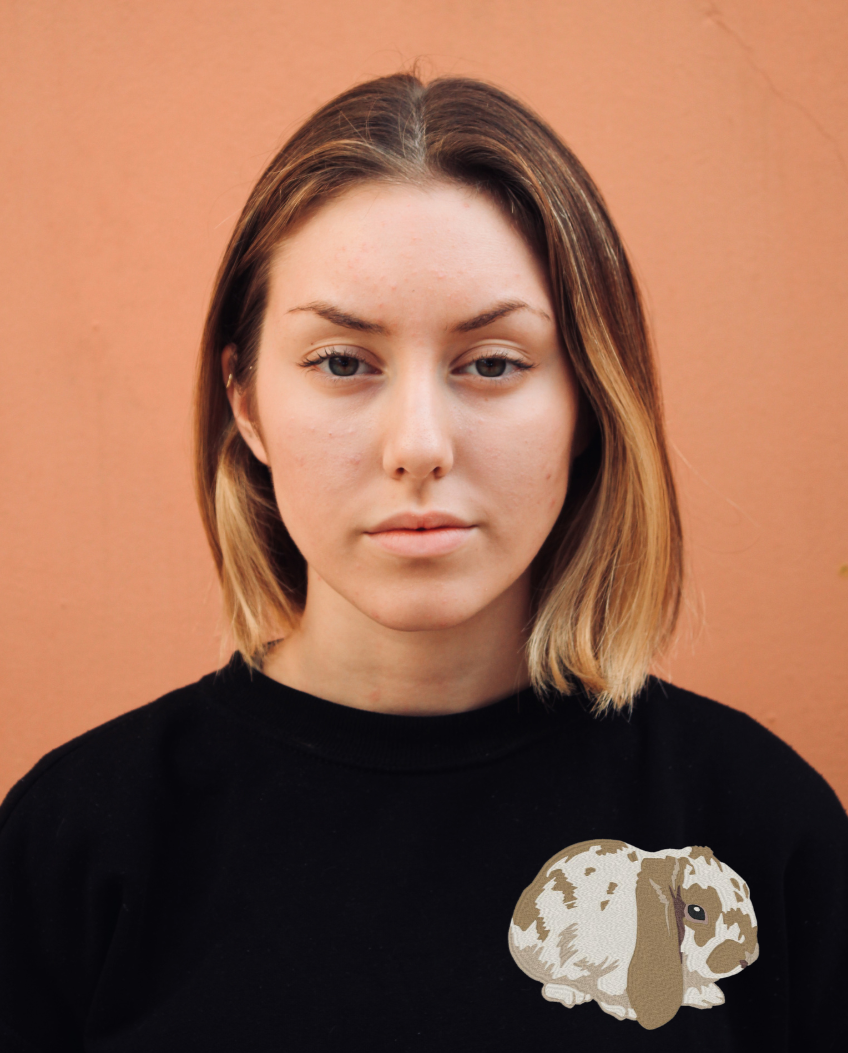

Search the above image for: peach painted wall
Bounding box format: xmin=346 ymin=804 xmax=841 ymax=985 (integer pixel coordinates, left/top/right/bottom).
xmin=1 ymin=1 xmax=846 ymax=802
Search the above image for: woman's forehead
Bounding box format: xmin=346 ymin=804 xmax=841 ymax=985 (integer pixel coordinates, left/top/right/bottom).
xmin=265 ymin=181 xmax=553 ymax=321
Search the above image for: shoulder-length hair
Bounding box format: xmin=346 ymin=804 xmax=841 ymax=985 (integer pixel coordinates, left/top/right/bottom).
xmin=194 ymin=72 xmax=683 ymax=711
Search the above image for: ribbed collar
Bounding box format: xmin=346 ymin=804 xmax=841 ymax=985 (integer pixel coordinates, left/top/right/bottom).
xmin=202 ymin=654 xmax=591 ymax=772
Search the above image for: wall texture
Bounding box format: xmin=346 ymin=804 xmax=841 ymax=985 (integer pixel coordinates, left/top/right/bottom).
xmin=1 ymin=0 xmax=846 ymax=801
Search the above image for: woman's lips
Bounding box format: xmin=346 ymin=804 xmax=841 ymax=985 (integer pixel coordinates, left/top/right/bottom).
xmin=365 ymin=522 xmax=475 ymax=557
xmin=366 ymin=526 xmax=474 ymax=557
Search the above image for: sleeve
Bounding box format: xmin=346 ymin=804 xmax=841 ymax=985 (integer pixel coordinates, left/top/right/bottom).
xmin=0 ymin=745 xmax=121 ymax=1052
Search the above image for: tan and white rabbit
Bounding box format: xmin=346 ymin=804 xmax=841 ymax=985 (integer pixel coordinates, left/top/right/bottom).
xmin=509 ymin=839 xmax=758 ymax=1030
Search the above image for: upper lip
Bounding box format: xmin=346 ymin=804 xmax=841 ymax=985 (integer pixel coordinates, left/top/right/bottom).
xmin=367 ymin=511 xmax=473 ymax=532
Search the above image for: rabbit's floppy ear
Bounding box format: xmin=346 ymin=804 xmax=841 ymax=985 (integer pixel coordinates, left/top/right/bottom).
xmin=627 ymin=855 xmax=687 ymax=1030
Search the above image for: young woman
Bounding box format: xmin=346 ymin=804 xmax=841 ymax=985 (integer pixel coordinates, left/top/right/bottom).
xmin=1 ymin=74 xmax=845 ymax=1051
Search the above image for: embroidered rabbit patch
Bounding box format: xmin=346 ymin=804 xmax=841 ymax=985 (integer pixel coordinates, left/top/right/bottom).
xmin=508 ymin=839 xmax=758 ymax=1030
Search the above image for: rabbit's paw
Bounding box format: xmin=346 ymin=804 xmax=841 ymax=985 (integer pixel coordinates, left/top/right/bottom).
xmin=542 ymin=983 xmax=592 ymax=1007
xmin=598 ymin=1001 xmax=636 ymax=1021
xmin=683 ymin=982 xmax=724 ymax=1008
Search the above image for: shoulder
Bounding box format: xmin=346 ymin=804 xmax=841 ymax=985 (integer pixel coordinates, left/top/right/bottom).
xmin=0 ymin=671 xmax=227 ymax=838
xmin=631 ymin=677 xmax=847 ymax=834
xmin=636 ymin=677 xmax=816 ymax=768
xmin=634 ymin=676 xmax=778 ymax=742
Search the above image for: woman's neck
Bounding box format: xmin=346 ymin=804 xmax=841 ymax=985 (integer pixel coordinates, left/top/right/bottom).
xmin=260 ymin=571 xmax=532 ymax=715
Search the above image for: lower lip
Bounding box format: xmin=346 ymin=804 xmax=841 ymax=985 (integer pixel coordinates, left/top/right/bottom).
xmin=365 ymin=526 xmax=475 ymax=557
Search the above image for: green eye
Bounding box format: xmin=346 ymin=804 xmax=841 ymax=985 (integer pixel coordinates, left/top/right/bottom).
xmin=474 ymin=358 xmax=507 ymax=377
xmin=327 ymin=356 xmax=361 ymax=376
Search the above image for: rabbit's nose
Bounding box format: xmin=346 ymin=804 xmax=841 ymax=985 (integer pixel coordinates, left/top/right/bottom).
xmin=739 ymin=960 xmax=748 ymax=970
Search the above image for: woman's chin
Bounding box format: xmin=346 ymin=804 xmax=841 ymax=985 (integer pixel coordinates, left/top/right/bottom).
xmin=353 ymin=591 xmax=492 ymax=635
xmin=307 ymin=565 xmax=526 ymax=636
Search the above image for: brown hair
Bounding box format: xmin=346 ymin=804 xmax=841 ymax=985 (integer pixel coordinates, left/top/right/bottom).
xmin=194 ymin=72 xmax=683 ymax=710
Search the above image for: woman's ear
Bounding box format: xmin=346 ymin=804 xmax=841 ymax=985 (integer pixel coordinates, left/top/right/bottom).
xmin=627 ymin=855 xmax=686 ymax=1030
xmin=221 ymin=345 xmax=270 ymax=466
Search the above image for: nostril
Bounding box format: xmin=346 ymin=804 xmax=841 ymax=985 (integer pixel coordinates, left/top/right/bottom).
xmin=739 ymin=960 xmax=748 ymax=970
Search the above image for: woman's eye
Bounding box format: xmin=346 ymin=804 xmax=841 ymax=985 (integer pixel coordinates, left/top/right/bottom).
xmin=458 ymin=356 xmax=526 ymax=378
xmin=474 ymin=357 xmax=507 ymax=378
xmin=327 ymin=355 xmax=362 ymax=377
xmin=305 ymin=351 xmax=377 ymax=378
xmin=686 ymin=904 xmax=707 ymax=922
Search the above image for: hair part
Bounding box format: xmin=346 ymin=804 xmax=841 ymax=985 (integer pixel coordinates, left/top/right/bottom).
xmin=194 ymin=72 xmax=683 ymax=711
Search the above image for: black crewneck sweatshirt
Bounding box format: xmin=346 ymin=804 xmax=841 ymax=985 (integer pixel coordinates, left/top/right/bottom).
xmin=0 ymin=656 xmax=845 ymax=1051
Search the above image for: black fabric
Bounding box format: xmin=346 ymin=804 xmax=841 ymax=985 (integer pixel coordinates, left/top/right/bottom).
xmin=0 ymin=656 xmax=845 ymax=1051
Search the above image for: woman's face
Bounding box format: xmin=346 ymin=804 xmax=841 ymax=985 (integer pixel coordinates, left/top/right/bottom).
xmin=229 ymin=181 xmax=582 ymax=633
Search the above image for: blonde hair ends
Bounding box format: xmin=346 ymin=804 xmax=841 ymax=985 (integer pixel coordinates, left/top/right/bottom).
xmin=194 ymin=72 xmax=683 ymax=711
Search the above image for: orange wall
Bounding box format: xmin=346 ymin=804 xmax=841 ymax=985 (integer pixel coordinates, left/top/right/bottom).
xmin=2 ymin=1 xmax=846 ymax=802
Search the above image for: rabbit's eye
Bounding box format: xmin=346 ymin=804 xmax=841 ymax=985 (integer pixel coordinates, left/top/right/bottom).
xmin=686 ymin=904 xmax=707 ymax=923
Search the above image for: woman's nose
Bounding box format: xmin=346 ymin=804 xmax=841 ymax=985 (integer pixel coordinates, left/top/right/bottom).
xmin=381 ymin=371 xmax=455 ymax=483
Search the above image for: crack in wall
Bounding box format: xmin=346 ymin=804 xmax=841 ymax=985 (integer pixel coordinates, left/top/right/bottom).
xmin=702 ymin=0 xmax=848 ymax=184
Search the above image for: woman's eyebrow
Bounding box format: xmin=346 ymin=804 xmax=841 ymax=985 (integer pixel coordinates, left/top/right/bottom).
xmin=287 ymin=298 xmax=549 ymax=334
xmin=287 ymin=301 xmax=387 ymax=334
xmin=451 ymin=300 xmax=549 ymax=332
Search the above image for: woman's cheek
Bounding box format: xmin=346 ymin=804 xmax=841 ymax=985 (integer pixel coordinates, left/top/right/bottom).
xmin=474 ymin=411 xmax=571 ymax=526
xmin=267 ymin=419 xmax=371 ymax=530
